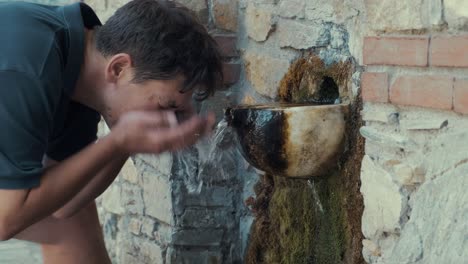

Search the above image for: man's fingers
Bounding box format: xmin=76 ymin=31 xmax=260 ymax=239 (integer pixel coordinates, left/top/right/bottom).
xmin=141 ymin=111 xmax=177 ymax=129
xmin=203 ymin=112 xmax=216 ymax=136
xmin=147 ymin=115 xmax=206 ymax=151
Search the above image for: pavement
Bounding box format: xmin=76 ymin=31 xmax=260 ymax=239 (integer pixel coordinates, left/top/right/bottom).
xmin=0 ymin=239 xmax=42 ymax=264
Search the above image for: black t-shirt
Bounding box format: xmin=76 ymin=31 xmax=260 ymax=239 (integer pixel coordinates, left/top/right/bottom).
xmin=0 ymin=2 xmax=102 ymax=189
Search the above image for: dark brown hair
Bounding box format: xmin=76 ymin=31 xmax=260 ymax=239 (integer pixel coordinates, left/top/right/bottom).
xmin=95 ymin=0 xmax=223 ymax=100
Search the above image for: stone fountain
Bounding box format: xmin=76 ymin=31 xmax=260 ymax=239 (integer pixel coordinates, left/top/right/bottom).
xmin=227 ymin=55 xmax=362 ymax=264
xmin=226 ymin=103 xmax=348 ymax=178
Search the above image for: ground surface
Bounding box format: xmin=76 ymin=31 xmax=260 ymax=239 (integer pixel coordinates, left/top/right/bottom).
xmin=0 ymin=239 xmax=42 ymax=264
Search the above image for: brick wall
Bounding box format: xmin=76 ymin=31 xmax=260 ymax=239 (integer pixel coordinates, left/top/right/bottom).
xmin=357 ymin=1 xmax=468 ymax=263
xmin=362 ymin=35 xmax=468 ymax=113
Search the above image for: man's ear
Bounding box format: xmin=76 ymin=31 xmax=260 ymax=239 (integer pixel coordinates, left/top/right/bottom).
xmin=105 ymin=53 xmax=133 ymax=83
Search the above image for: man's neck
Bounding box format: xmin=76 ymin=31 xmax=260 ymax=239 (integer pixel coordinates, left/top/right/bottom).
xmin=72 ymin=28 xmax=107 ymax=114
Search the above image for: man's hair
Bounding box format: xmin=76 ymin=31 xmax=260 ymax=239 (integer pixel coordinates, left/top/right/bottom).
xmin=95 ymin=0 xmax=223 ymax=100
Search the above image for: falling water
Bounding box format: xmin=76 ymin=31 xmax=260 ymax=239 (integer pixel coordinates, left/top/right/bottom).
xmin=308 ymin=179 xmax=324 ymax=213
xmin=177 ymin=118 xmax=238 ymax=194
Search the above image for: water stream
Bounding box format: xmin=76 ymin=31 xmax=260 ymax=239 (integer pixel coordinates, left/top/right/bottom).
xmin=176 ymin=118 xmax=238 ymax=193
xmin=308 ymin=179 xmax=324 ymax=213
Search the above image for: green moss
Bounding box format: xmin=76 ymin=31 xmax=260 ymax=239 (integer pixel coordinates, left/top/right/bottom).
xmin=247 ymin=174 xmax=346 ymax=264
xmin=245 ymin=55 xmax=365 ymax=264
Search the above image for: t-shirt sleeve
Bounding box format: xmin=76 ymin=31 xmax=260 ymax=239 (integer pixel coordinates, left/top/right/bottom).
xmin=46 ymin=101 xmax=101 ymax=162
xmin=0 ymin=71 xmax=51 ymax=189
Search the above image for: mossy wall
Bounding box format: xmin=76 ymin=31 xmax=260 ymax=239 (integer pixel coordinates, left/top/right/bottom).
xmin=245 ymin=56 xmax=365 ymax=264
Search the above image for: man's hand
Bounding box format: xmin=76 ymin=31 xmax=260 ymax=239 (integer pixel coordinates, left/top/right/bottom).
xmin=111 ymin=111 xmax=215 ymax=155
xmin=0 ymin=110 xmax=215 ymax=240
xmin=52 ymin=110 xmax=215 ymax=218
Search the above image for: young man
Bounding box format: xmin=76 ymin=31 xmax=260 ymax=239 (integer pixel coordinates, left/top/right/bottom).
xmin=0 ymin=0 xmax=222 ymax=263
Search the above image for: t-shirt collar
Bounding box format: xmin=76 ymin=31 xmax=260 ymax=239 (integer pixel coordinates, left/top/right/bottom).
xmin=58 ymin=3 xmax=102 ymax=96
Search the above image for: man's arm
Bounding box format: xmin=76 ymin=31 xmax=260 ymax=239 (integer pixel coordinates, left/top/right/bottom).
xmin=50 ymin=153 xmax=128 ymax=219
xmin=0 ymin=111 xmax=213 ymax=240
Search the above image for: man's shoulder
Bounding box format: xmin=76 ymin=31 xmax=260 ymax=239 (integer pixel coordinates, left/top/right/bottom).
xmin=0 ymin=2 xmax=68 ymax=79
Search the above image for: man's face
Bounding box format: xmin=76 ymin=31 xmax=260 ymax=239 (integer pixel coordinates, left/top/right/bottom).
xmin=105 ymin=75 xmax=194 ymax=127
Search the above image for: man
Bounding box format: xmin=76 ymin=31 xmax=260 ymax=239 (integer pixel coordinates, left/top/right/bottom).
xmin=0 ymin=0 xmax=222 ymax=263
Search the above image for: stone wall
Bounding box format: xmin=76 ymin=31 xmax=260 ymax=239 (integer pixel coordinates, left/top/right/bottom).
xmin=358 ymin=1 xmax=468 ymax=263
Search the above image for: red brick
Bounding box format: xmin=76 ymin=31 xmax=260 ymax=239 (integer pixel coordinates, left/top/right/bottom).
xmin=213 ymin=34 xmax=238 ymax=57
xmin=454 ymin=79 xmax=468 ymax=114
xmin=222 ymin=62 xmax=241 ymax=86
xmin=363 ymin=36 xmax=429 ymax=67
xmin=431 ymin=35 xmax=468 ymax=67
xmin=390 ymin=75 xmax=453 ymax=110
xmin=361 ymin=72 xmax=389 ymax=103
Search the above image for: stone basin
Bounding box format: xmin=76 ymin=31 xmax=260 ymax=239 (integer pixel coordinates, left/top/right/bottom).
xmin=225 ymin=103 xmax=348 ymax=178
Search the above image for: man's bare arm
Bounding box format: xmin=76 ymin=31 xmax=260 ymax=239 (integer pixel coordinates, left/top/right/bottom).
xmin=50 ymin=153 xmax=128 ymax=219
xmin=0 ymin=111 xmax=213 ymax=240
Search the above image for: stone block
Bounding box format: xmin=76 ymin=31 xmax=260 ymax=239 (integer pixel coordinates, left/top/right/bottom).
xmin=101 ymin=184 xmax=125 ymax=215
xmin=120 ymin=253 xmax=141 ymax=264
xmin=166 ymin=247 xmax=222 ymax=264
xmin=329 ymin=25 xmax=348 ymax=49
xmin=445 ymin=0 xmax=468 ymax=30
xmin=388 ymin=163 xmax=468 ymax=263
xmin=362 ymin=103 xmax=398 ymax=123
xmin=388 ymin=223 xmax=423 ymax=263
xmin=360 ymin=126 xmax=417 ymax=150
xmin=277 ymin=19 xmax=330 ymax=49
xmin=245 ymin=4 xmax=274 ymax=42
xmin=360 ymin=155 xmax=404 ymax=239
xmin=108 ymin=0 xmax=131 ymax=10
xmin=141 ymin=217 xmax=156 ymax=238
xmin=101 ymin=213 xmax=119 ymax=242
xmin=305 ymin=0 xmax=334 ymax=21
xmin=177 ymin=0 xmax=209 ymax=23
xmin=141 ymin=171 xmax=174 ymax=225
xmin=400 ymin=116 xmax=449 ymax=130
xmin=83 ymin=0 xmax=107 ymax=11
xmin=182 ymin=186 xmax=235 ymax=207
xmin=121 ymin=183 xmax=144 ymax=215
xmin=277 ymin=0 xmax=304 ymax=18
xmin=135 ymin=152 xmax=173 ymax=176
xmin=244 ymin=52 xmax=291 ymax=98
xmin=171 ymin=229 xmax=224 ymax=246
xmin=362 ymin=239 xmax=381 ymax=261
xmin=154 ymin=222 xmax=173 ymax=246
xmin=364 ymin=0 xmax=443 ymax=31
xmin=213 ymin=0 xmax=239 ymax=32
xmin=179 ymin=208 xmax=232 ymax=228
xmin=252 ymin=0 xmax=278 ymax=4
xmin=129 ymin=218 xmax=142 ymax=235
xmin=121 ymin=158 xmax=139 ymax=184
xmin=212 ymin=33 xmax=238 ymax=57
xmin=222 ymin=62 xmax=241 ymax=86
xmin=134 ymin=238 xmax=164 ymax=264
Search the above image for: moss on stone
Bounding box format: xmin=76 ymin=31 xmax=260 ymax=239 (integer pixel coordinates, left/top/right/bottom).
xmin=245 ymin=55 xmax=365 ymax=264
xmin=278 ymin=54 xmax=351 ymax=104
xmin=246 ymin=174 xmax=350 ymax=264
